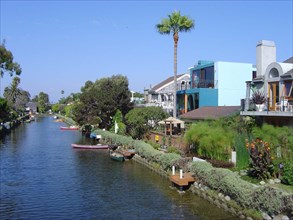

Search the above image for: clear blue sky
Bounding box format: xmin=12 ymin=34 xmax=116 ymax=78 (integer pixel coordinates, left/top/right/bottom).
xmin=1 ymin=0 xmax=292 ymax=103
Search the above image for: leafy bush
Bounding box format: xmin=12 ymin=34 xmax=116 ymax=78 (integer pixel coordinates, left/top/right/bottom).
xmin=167 ymin=146 xmax=181 ymax=154
xmin=185 ymin=121 xmax=236 ymax=161
xmin=189 ymin=161 xmax=213 ymax=185
xmin=252 ymin=187 xmax=293 ymax=215
xmin=207 ymin=168 xmax=233 ymax=189
xmin=234 ymin=133 xmax=250 ymax=169
xmin=252 ymin=124 xmax=293 ymax=161
xmin=281 ymin=161 xmax=293 ymax=185
xmin=146 ymin=140 xmax=160 ymax=150
xmin=246 ymin=138 xmax=275 ymax=180
xmin=159 ymin=153 xmax=181 ymax=170
xmin=218 ymin=174 xmax=254 ymax=208
xmin=190 ymin=160 xmax=290 ymax=214
xmin=190 ymin=161 xmax=253 ymax=208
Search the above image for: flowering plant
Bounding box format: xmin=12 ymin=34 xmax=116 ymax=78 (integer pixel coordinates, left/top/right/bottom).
xmin=245 ymin=138 xmax=275 ymax=180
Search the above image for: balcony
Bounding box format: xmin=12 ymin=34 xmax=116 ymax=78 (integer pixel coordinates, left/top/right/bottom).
xmin=192 ymin=80 xmax=218 ymax=89
xmin=240 ymin=98 xmax=293 ymax=117
xmin=177 ymin=80 xmax=218 ymax=91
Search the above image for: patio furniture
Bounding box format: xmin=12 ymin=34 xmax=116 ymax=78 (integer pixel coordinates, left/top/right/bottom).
xmin=275 ymin=99 xmax=292 ymax=112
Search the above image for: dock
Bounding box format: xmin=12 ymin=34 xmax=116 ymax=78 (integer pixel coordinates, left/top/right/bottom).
xmin=117 ymin=149 xmax=136 ymax=160
xmin=169 ymin=172 xmax=195 ymax=190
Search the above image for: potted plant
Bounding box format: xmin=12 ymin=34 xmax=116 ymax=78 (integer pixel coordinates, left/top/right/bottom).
xmin=251 ymin=90 xmax=266 ymax=111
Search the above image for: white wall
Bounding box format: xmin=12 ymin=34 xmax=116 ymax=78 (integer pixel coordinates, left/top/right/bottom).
xmin=215 ymin=61 xmax=254 ymax=106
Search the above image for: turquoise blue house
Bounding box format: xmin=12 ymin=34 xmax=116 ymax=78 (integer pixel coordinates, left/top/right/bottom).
xmin=177 ymin=60 xmax=255 ymax=116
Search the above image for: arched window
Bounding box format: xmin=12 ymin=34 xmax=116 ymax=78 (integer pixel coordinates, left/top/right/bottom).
xmin=269 ymin=68 xmax=279 ymax=78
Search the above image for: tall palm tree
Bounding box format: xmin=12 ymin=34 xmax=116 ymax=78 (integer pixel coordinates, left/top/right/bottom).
xmin=3 ymin=76 xmax=22 ymax=108
xmin=156 ymin=11 xmax=194 ymax=117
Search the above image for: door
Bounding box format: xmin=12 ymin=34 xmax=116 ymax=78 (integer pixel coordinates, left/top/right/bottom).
xmin=268 ymin=82 xmax=279 ymax=110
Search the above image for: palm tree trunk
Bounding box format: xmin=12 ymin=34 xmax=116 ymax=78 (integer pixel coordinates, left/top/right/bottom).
xmin=173 ymin=33 xmax=179 ymax=118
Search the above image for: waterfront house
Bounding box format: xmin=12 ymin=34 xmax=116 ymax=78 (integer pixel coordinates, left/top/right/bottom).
xmin=144 ymin=73 xmax=190 ymax=115
xmin=240 ymin=40 xmax=293 ymax=127
xmin=176 ymin=60 xmax=254 ymax=116
xmin=25 ymin=102 xmax=37 ymax=114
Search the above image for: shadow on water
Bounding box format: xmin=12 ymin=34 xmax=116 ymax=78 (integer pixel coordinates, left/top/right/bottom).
xmin=0 ymin=116 xmax=238 ymax=220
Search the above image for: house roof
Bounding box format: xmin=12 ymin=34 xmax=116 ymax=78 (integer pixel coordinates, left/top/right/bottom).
xmin=151 ymin=73 xmax=186 ymax=91
xmin=281 ymin=69 xmax=293 ymax=78
xmin=26 ymin=102 xmax=37 ymax=109
xmin=158 ymin=117 xmax=184 ymax=125
xmin=283 ymin=57 xmax=293 ymax=63
xmin=180 ymin=106 xmax=240 ymax=121
xmin=283 ymin=57 xmax=293 ymax=78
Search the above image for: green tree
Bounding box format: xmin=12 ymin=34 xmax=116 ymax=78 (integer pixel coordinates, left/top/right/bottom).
xmin=3 ymin=76 xmax=22 ymax=108
xmin=0 ymin=42 xmax=22 ymax=77
xmin=125 ymin=106 xmax=168 ymax=139
xmin=38 ymin=92 xmax=50 ymax=113
xmin=133 ymin=92 xmax=144 ymax=98
xmin=156 ymin=11 xmax=194 ymax=117
xmin=59 ymin=92 xmax=80 ymax=105
xmin=73 ymin=75 xmax=133 ymax=128
xmin=14 ymin=90 xmax=30 ymax=112
xmin=110 ymin=109 xmax=126 ymax=135
xmin=51 ymin=103 xmax=60 ymax=113
xmin=31 ymin=95 xmax=38 ymax=103
xmin=64 ymin=104 xmax=73 ymax=117
xmin=0 ymin=97 xmax=10 ymax=123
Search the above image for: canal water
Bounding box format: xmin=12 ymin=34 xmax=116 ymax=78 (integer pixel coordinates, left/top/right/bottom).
xmin=0 ymin=117 xmax=237 ymax=219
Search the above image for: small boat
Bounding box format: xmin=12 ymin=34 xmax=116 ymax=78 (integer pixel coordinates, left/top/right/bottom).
xmin=71 ymin=143 xmax=109 ymax=149
xmin=108 ymin=144 xmax=119 ymax=151
xmin=60 ymin=126 xmax=79 ymax=130
xmin=110 ymin=151 xmax=124 ymax=162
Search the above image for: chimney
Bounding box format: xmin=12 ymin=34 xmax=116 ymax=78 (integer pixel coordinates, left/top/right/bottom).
xmin=256 ymin=40 xmax=276 ymax=77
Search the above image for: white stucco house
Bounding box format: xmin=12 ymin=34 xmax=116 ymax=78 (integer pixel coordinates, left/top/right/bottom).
xmin=144 ymin=73 xmax=190 ymax=115
xmin=241 ymin=40 xmax=293 ymax=126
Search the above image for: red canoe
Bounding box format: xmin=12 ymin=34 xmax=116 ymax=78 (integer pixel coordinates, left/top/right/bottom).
xmin=60 ymin=126 xmax=79 ymax=130
xmin=71 ymin=143 xmax=109 ymax=149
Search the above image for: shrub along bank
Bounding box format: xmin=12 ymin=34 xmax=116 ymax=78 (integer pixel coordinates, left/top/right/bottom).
xmin=93 ymin=129 xmax=293 ymax=218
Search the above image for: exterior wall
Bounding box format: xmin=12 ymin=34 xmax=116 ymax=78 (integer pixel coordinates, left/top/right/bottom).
xmin=256 ymin=40 xmax=276 ymax=77
xmin=184 ymin=88 xmax=218 ymax=107
xmin=215 ymin=61 xmax=253 ymax=106
xmin=198 ymin=88 xmax=218 ymax=107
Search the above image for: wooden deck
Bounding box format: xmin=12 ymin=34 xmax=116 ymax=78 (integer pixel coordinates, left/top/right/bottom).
xmin=117 ymin=149 xmax=136 ymax=159
xmin=169 ymin=172 xmax=195 ymax=186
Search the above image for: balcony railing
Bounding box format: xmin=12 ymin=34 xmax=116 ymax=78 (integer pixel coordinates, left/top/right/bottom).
xmin=240 ymin=96 xmax=293 ymax=117
xmin=193 ymin=80 xmax=218 ymax=89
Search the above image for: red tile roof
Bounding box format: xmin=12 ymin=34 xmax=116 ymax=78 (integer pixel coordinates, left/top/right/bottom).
xmin=180 ymin=106 xmax=240 ymax=120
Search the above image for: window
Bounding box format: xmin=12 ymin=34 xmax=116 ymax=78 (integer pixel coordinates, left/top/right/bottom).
xmin=269 ymin=68 xmax=279 ymax=78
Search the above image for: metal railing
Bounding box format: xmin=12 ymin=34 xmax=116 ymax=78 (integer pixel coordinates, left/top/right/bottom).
xmin=177 ymin=80 xmax=218 ymax=90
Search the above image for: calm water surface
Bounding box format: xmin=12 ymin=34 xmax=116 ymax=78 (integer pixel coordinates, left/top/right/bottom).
xmin=0 ymin=117 xmax=237 ymax=219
